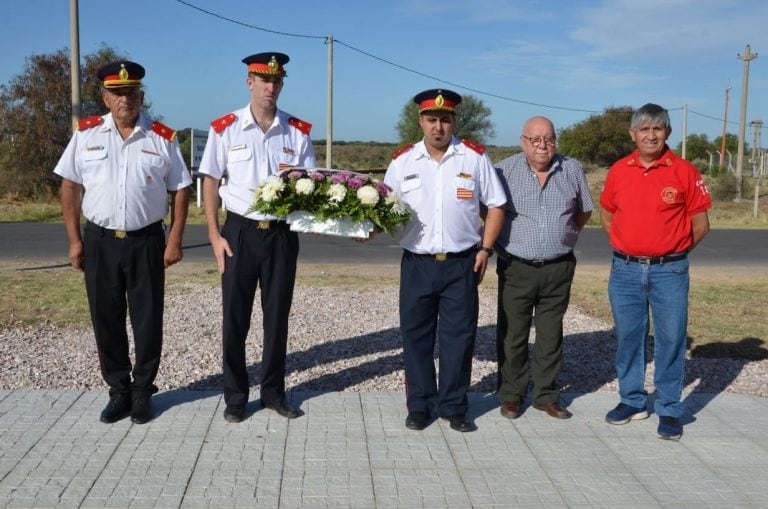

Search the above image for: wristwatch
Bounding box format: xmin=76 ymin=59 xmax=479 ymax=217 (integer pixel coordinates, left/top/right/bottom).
xmin=478 ymin=245 xmax=494 ymax=257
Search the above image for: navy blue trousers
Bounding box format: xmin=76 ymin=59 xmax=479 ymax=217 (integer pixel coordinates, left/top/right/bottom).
xmin=399 ymin=250 xmax=479 ymax=417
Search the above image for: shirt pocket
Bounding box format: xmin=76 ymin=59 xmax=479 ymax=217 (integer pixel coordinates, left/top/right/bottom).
xmin=227 ymin=146 xmax=252 ymax=165
xmin=454 ymin=176 xmax=475 ymax=201
xmin=140 ymin=153 xmax=166 ymax=187
xmin=80 ymin=147 xmax=108 ymax=183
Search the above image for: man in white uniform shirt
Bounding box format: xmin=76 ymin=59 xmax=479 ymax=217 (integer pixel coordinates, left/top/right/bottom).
xmin=199 ymin=52 xmax=316 ymax=423
xmin=384 ymin=88 xmax=506 ymax=432
xmin=54 ymin=60 xmax=191 ymax=425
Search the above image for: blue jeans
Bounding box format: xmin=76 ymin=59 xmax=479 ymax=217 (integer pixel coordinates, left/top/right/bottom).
xmin=608 ymin=256 xmax=689 ymax=418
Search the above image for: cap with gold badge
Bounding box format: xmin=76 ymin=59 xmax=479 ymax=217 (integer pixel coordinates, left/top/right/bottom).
xmin=242 ymin=52 xmax=289 ymax=77
xmin=97 ymin=61 xmax=145 ymax=89
xmin=413 ymin=88 xmax=462 ymax=113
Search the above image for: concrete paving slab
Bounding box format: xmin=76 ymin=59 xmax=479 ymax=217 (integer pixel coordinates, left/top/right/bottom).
xmin=0 ymin=390 xmax=766 ymax=508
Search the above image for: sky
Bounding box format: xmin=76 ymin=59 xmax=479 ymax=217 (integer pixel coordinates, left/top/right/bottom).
xmin=2 ymin=0 xmax=768 ymax=153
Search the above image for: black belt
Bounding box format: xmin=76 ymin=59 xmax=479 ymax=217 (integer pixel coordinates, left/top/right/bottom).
xmin=504 ymin=251 xmax=574 ymax=267
xmin=613 ymin=251 xmax=687 ymax=265
xmin=226 ymin=212 xmax=287 ymax=230
xmin=85 ymin=221 xmax=163 ymax=239
xmin=406 ymin=247 xmax=476 ymax=262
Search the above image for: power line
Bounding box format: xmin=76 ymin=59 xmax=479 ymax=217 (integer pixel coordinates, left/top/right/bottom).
xmin=173 ymin=0 xmax=741 ymax=122
xmin=173 ymin=0 xmax=599 ymax=113
xmin=173 ymin=0 xmax=326 ymax=40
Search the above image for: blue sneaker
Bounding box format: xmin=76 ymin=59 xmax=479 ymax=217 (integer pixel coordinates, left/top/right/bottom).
xmin=605 ymin=403 xmax=649 ymax=425
xmin=657 ymin=416 xmax=683 ymax=440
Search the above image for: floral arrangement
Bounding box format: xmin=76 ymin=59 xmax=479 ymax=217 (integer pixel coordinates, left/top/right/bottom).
xmin=248 ymin=168 xmax=411 ymax=235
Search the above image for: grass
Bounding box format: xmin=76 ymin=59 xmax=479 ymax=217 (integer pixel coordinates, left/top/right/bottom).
xmin=2 ymin=262 xmax=765 ymax=359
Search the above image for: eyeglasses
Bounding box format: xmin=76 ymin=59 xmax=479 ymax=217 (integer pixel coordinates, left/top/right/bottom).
xmin=521 ymin=135 xmax=556 ymax=147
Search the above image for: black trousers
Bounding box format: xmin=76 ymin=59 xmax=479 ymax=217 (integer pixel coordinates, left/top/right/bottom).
xmin=399 ymin=250 xmax=479 ymax=417
xmin=83 ymin=221 xmax=165 ymax=398
xmin=495 ymin=252 xmax=576 ymax=405
xmin=220 ymin=213 xmax=299 ymax=408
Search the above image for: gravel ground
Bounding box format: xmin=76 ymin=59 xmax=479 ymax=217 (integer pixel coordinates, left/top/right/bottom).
xmin=1 ymin=283 xmax=766 ymax=398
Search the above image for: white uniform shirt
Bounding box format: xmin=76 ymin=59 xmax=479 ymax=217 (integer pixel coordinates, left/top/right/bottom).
xmin=384 ymin=137 xmax=507 ymax=254
xmin=53 ymin=113 xmax=192 ymax=231
xmin=198 ymin=105 xmax=316 ymax=220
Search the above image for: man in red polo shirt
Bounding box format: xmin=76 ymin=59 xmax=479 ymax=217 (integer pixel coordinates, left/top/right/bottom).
xmin=600 ymin=103 xmax=711 ymax=441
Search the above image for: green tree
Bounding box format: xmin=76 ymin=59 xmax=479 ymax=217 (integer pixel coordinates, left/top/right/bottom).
xmin=556 ymin=106 xmax=635 ymax=166
xmin=0 ymin=44 xmax=152 ymax=198
xmin=675 ymin=133 xmax=712 ymax=161
xmin=395 ymin=94 xmax=495 ymax=145
xmin=712 ymin=133 xmax=746 ymax=156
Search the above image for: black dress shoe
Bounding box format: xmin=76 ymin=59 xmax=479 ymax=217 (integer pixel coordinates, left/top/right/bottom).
xmin=223 ymin=405 xmax=245 ymax=423
xmin=442 ymin=415 xmax=475 ymax=432
xmin=130 ymin=396 xmax=153 ymax=424
xmin=100 ymin=394 xmax=131 ymax=423
xmin=262 ymin=399 xmax=300 ymax=419
xmin=405 ymin=411 xmax=429 ymax=430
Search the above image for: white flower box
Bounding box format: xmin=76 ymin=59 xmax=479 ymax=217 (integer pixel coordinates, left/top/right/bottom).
xmin=285 ymin=210 xmax=374 ymax=239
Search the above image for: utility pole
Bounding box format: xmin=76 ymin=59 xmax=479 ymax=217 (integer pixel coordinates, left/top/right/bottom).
xmin=325 ymin=36 xmax=334 ymax=169
xmin=719 ymin=86 xmax=730 ymax=170
xmin=750 ymin=120 xmax=763 ymax=174
xmin=682 ymin=104 xmax=688 ymax=159
xmin=69 ymin=0 xmax=81 ymax=132
xmin=736 ymin=45 xmax=758 ymax=201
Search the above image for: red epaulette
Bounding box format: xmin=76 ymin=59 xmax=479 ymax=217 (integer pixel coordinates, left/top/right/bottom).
xmin=77 ymin=116 xmax=103 ymax=131
xmin=151 ymin=121 xmax=176 ymax=141
xmin=211 ymin=113 xmax=237 ymax=134
xmin=288 ymin=116 xmax=312 ymax=135
xmin=392 ymin=143 xmax=414 ymax=160
xmin=461 ymin=139 xmax=486 ymax=155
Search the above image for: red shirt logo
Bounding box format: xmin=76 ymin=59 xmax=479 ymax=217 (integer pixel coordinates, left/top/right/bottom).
xmin=660 ymin=186 xmax=679 ymax=204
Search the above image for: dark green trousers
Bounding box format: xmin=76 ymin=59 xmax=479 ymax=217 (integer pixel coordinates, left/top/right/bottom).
xmin=496 ymin=253 xmax=576 ymax=405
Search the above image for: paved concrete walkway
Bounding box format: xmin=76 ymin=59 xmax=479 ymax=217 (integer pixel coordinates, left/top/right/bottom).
xmin=1 ymin=390 xmax=766 ymax=508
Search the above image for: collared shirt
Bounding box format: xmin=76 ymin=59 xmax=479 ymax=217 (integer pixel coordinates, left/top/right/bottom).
xmin=198 ymin=105 xmax=316 ymax=219
xmin=384 ymin=137 xmax=506 ymax=254
xmin=495 ymin=152 xmax=594 ymax=260
xmin=601 ymin=146 xmax=711 ymax=256
xmin=53 ymin=113 xmax=192 ymax=231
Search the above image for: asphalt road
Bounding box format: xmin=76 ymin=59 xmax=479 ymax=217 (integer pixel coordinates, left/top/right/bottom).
xmin=1 ymin=223 xmax=766 ymax=268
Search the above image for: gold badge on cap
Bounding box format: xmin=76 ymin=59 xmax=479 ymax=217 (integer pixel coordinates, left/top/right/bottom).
xmin=118 ymin=65 xmax=129 ymax=81
xmin=268 ymin=56 xmax=278 ymax=74
xmin=435 ymin=94 xmax=445 ymax=107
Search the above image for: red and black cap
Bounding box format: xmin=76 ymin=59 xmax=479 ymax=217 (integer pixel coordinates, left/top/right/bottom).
xmin=242 ymin=52 xmax=289 ymax=77
xmin=413 ymin=88 xmax=462 ymax=113
xmin=97 ymin=61 xmax=145 ymax=89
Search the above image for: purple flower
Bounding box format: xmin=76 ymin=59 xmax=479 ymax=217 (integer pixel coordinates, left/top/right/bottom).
xmin=331 ymin=172 xmax=352 ymax=184
xmin=287 ymin=170 xmax=305 ymax=180
xmin=310 ymin=171 xmax=326 ymax=182
xmin=376 ymin=181 xmax=391 ymax=197
xmin=347 ymin=177 xmax=365 ymax=190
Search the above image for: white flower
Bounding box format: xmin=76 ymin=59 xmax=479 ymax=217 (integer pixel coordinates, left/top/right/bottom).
xmin=386 ymin=194 xmax=409 ymax=215
xmin=357 ymin=185 xmax=379 ymax=206
xmin=260 ymin=176 xmax=285 ymax=203
xmin=295 ymin=178 xmax=315 ymax=195
xmin=327 ymin=183 xmax=347 ymax=203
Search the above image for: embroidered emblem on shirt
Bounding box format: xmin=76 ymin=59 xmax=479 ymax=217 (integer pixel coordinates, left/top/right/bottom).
xmin=146 ymin=175 xmax=154 ymax=185
xmin=86 ymin=145 xmax=104 ymax=151
xmin=141 ymin=149 xmax=160 ymax=156
xmin=457 ymin=188 xmax=473 ymax=200
xmin=282 ymin=147 xmax=295 ymax=156
xmin=230 ymin=144 xmax=246 ymax=151
xmin=457 ymin=172 xmax=473 ymax=179
xmin=403 ymin=174 xmax=418 ymax=181
xmin=660 ymin=186 xmax=679 ymax=204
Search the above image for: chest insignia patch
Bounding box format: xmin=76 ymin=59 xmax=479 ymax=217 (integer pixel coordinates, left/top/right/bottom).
xmin=282 ymin=147 xmax=295 ymax=156
xmin=660 ymin=186 xmax=679 ymax=204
